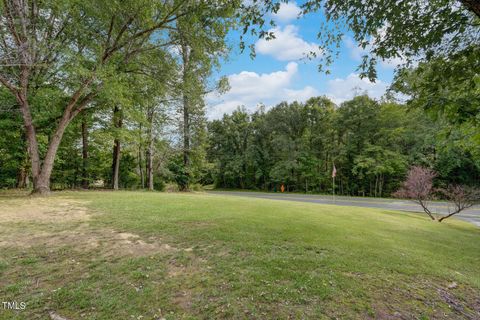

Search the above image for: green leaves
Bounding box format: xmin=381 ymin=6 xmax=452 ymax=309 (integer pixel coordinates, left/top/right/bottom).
xmin=249 ymin=0 xmax=479 ymax=80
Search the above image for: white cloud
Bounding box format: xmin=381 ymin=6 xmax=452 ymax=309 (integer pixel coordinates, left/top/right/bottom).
xmin=344 ymin=37 xmax=368 ymax=61
xmin=256 ymin=25 xmax=321 ymax=61
xmin=272 ymin=2 xmax=302 ymax=23
xmin=379 ymin=56 xmax=405 ymax=69
xmin=324 ymin=73 xmax=389 ymax=105
xmin=207 ymin=62 xmax=319 ymax=119
xmin=343 ymin=36 xmax=406 ymax=69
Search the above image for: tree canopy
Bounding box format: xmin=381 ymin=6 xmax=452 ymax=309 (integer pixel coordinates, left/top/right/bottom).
xmin=243 ymin=0 xmax=480 ymax=79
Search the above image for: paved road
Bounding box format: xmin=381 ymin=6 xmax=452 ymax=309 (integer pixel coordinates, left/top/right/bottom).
xmin=208 ymin=191 xmax=480 ymax=227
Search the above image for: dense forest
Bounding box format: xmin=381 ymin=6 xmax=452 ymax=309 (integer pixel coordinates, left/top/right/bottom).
xmin=2 ymin=91 xmax=479 ymax=197
xmin=0 ymin=0 xmax=478 ymax=196
xmin=208 ymin=96 xmax=480 ymax=196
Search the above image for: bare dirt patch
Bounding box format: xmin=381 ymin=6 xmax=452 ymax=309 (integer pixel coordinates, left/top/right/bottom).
xmin=173 ymin=289 xmax=193 ymax=311
xmin=101 ymin=229 xmax=177 ymax=257
xmin=0 ymin=198 xmax=90 ymax=223
xmin=0 ymin=197 xmax=176 ymax=258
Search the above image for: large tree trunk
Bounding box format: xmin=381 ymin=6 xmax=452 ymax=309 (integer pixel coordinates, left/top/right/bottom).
xmin=111 ymin=106 xmax=123 ymax=190
xmin=81 ymin=114 xmax=89 ymax=189
xmin=146 ymin=107 xmax=155 ymax=191
xmin=16 ymin=92 xmax=93 ymax=194
xmin=17 ymin=94 xmax=42 ymax=191
xmin=36 ymin=99 xmax=83 ymax=193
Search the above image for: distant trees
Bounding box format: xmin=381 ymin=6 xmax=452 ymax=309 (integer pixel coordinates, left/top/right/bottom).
xmin=208 ymin=95 xmax=480 ymax=196
xmin=208 ymin=108 xmax=253 ymax=189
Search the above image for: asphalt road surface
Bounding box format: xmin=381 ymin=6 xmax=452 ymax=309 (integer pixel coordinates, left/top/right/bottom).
xmin=208 ymin=191 xmax=480 ymax=227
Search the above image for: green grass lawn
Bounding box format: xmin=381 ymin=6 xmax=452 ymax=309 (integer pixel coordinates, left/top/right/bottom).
xmin=0 ymin=191 xmax=479 ymax=319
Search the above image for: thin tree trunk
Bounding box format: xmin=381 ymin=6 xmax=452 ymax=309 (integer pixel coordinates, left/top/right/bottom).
xmin=112 ymin=139 xmax=121 ymax=190
xmin=138 ymin=123 xmax=144 ymax=189
xmin=146 ymin=107 xmax=155 ymax=191
xmin=439 ymin=211 xmax=460 ymax=222
xmin=81 ymin=114 xmax=89 ymax=189
xmin=111 ymin=106 xmax=123 ymax=190
xmin=379 ymin=174 xmax=383 ymax=197
xmin=182 ymin=94 xmax=191 ymax=191
xmin=138 ymin=145 xmax=144 ymax=188
xmin=418 ymin=199 xmax=436 ymax=220
xmin=16 ymin=165 xmax=27 ymax=188
xmin=146 ymin=138 xmax=154 ymax=190
xmin=183 ymin=95 xmax=190 ymax=169
xmin=181 ymin=56 xmax=191 ymax=191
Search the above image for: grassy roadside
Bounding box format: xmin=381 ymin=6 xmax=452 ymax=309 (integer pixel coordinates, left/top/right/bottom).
xmin=209 ymin=188 xmax=462 ymax=204
xmin=1 ymin=190 xmax=479 ymax=319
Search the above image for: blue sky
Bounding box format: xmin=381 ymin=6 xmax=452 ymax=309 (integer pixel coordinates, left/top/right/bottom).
xmin=206 ymin=1 xmax=401 ymax=119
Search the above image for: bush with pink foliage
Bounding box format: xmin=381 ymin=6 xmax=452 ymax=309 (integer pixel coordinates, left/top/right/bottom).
xmin=394 ymin=166 xmax=480 ymax=222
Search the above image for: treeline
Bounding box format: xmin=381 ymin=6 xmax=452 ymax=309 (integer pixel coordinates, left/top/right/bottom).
xmin=1 ymin=92 xmax=479 ymax=196
xmin=208 ymin=96 xmax=480 ymax=196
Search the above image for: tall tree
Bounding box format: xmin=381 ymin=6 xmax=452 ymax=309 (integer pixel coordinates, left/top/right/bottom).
xmin=0 ymin=0 xmax=207 ymax=194
xmin=172 ymin=10 xmax=231 ymax=190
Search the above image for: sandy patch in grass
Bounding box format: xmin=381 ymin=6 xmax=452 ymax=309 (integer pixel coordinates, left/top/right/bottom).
xmin=173 ymin=289 xmax=193 ymax=311
xmin=0 ymin=198 xmax=90 ymax=223
xmin=0 ymin=198 xmax=176 ymax=258
xmin=101 ymin=230 xmax=177 ymax=257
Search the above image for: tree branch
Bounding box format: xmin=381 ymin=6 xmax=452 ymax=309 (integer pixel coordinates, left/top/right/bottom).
xmin=0 ymin=74 xmax=19 ymax=92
